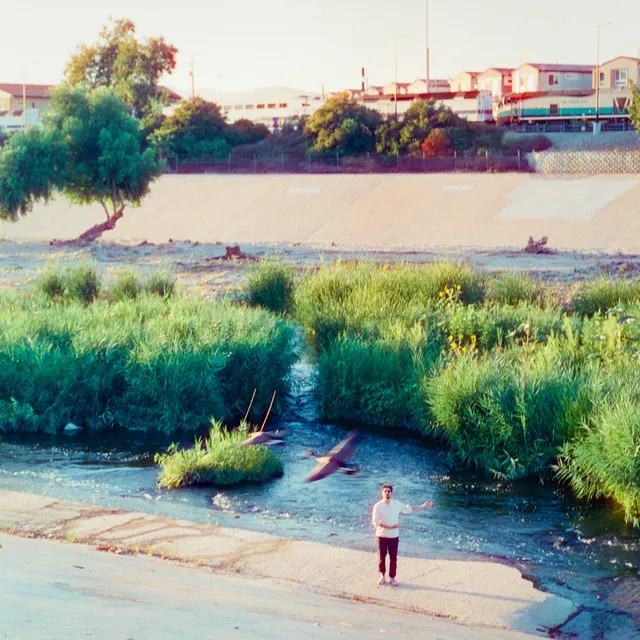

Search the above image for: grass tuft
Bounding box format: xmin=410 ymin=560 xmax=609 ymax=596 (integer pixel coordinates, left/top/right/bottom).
xmin=155 ymin=419 xmax=284 ymax=488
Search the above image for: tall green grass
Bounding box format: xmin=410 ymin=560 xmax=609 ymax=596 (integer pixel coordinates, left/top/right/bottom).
xmin=571 ymin=278 xmax=640 ymax=316
xmin=0 ymin=292 xmax=294 ymax=433
xmin=245 ymin=261 xmax=296 ymax=313
xmin=317 ymin=323 xmax=441 ymax=428
xmin=155 ymin=420 xmax=283 ymax=488
xmin=426 ymin=348 xmax=591 ymax=478
xmin=556 ymin=385 xmax=640 ymax=525
xmin=295 ymin=261 xmax=485 ymax=351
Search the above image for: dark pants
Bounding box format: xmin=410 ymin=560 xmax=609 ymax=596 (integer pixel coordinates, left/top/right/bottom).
xmin=377 ymin=536 xmax=399 ymax=578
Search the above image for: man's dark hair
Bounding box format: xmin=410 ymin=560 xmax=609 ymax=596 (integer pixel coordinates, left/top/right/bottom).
xmin=382 ymin=484 xmax=393 ymax=492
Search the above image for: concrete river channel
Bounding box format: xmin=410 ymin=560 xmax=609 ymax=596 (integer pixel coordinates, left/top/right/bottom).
xmin=1 ymin=361 xmax=640 ymax=634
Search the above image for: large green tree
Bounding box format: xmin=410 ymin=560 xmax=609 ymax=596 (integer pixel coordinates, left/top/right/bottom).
xmin=64 ymin=18 xmax=178 ymax=119
xmin=305 ymin=92 xmax=382 ymax=154
xmin=150 ymin=98 xmax=232 ymax=159
xmin=376 ymin=99 xmax=462 ymax=156
xmin=0 ymin=87 xmax=163 ymax=240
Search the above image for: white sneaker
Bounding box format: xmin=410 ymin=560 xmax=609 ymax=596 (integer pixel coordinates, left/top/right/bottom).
xmin=377 ymin=574 xmax=386 ymax=586
xmin=389 ymin=578 xmax=398 ymax=586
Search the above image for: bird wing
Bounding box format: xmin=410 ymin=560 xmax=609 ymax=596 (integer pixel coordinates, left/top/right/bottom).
xmin=327 ymin=429 xmax=359 ymax=463
xmin=304 ymin=457 xmax=341 ymax=483
xmin=239 ymin=432 xmax=273 ymax=447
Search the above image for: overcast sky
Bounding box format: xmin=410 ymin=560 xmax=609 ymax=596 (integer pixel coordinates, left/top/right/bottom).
xmin=4 ymin=0 xmax=639 ymax=96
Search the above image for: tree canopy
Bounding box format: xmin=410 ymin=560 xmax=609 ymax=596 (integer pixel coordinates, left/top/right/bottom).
xmin=150 ymin=98 xmax=231 ymax=159
xmin=0 ymin=86 xmax=163 ymax=233
xmin=376 ymin=99 xmax=463 ymax=156
xmin=304 ymin=92 xmax=382 ymax=154
xmin=64 ymin=18 xmax=178 ymax=119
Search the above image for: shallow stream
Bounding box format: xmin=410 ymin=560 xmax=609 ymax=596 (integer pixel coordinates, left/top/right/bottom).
xmin=1 ymin=360 xmax=639 ymax=634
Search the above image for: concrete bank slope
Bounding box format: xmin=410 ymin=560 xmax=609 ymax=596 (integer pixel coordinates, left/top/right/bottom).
xmin=0 ymin=490 xmax=575 ymax=637
xmin=2 ymin=173 xmax=640 ymax=252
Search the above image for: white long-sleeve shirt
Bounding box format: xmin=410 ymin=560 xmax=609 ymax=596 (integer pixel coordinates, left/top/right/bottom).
xmin=372 ymin=499 xmax=413 ymax=538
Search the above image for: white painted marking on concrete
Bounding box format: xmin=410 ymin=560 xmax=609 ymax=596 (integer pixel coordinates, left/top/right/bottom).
xmin=287 ymin=188 xmax=321 ymax=194
xmin=442 ymin=185 xmax=474 ymax=192
xmin=496 ymin=179 xmax=639 ymax=221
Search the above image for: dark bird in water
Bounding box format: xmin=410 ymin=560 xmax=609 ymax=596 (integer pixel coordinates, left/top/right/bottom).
xmin=239 ymin=430 xmax=286 ymax=447
xmin=304 ymin=429 xmax=360 ymax=483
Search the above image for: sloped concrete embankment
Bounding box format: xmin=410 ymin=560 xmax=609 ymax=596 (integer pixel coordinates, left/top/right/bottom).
xmin=0 ymin=489 xmax=576 ymax=636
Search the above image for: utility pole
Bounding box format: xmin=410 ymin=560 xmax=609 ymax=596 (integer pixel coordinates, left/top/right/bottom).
xmin=22 ymin=83 xmax=27 ymax=130
xmin=595 ymin=22 xmax=611 ymax=128
xmin=425 ymin=0 xmax=430 ymax=94
xmin=189 ymin=60 xmax=195 ymax=100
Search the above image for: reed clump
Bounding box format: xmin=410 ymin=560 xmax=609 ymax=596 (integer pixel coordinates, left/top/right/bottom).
xmin=0 ymin=291 xmax=294 ymax=433
xmin=155 ymin=419 xmax=283 ymax=488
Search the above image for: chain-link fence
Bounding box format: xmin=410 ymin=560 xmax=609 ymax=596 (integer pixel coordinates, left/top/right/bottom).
xmin=168 ymin=149 xmax=530 ymax=175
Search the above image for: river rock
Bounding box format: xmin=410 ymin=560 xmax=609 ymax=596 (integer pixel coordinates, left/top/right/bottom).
xmin=63 ymin=422 xmax=83 ymax=434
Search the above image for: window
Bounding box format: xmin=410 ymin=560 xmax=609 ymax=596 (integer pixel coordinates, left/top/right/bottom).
xmin=599 ymin=71 xmax=605 ymax=85
xmin=549 ymin=104 xmax=559 ymax=116
xmin=548 ymin=74 xmax=559 ymax=86
xmin=267 ymin=103 xmax=276 ymax=108
xmin=279 ymin=103 xmax=287 ymax=108
xmin=614 ymin=69 xmax=628 ymax=87
xmin=234 ymin=105 xmax=243 ymax=110
xmin=257 ymin=104 xmax=265 ymax=109
xmin=245 ymin=104 xmax=254 ymax=110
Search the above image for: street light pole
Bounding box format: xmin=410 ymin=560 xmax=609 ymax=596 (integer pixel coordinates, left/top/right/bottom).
xmin=394 ymin=35 xmax=410 ymax=118
xmin=596 ymin=22 xmax=611 ymax=125
xmin=425 ymin=0 xmax=430 ymax=94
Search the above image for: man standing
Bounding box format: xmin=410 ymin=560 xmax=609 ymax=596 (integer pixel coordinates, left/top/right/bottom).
xmin=372 ymin=484 xmax=433 ymax=586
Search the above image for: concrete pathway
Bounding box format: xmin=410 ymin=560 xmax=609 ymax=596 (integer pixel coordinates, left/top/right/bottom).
xmin=0 ymin=490 xmax=575 ymax=638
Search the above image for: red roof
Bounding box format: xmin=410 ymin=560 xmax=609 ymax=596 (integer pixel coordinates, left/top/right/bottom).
xmin=0 ymin=83 xmax=53 ymax=99
xmin=517 ymin=63 xmax=593 ymax=73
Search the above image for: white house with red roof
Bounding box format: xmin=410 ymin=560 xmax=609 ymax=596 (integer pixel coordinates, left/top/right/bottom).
xmin=512 ymin=63 xmax=593 ymax=93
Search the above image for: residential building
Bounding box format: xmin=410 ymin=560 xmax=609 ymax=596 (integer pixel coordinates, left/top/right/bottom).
xmin=512 ymin=63 xmax=593 ymax=93
xmin=477 ymin=68 xmax=514 ymax=101
xmin=382 ymin=82 xmax=410 ymax=96
xmin=0 ymin=83 xmax=53 ymax=113
xmin=449 ymin=72 xmax=479 ymax=92
xmin=594 ymin=56 xmax=640 ymax=90
xmin=406 ymin=78 xmax=451 ymax=94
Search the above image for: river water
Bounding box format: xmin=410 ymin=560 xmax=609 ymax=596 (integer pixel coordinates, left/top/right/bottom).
xmin=1 ymin=361 xmax=640 ymax=634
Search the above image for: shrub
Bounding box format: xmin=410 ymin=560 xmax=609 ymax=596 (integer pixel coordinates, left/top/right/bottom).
xmin=143 ymin=271 xmax=176 ymax=298
xmin=110 ymin=270 xmax=141 ymax=301
xmin=65 ymin=265 xmax=101 ymax=304
xmin=485 ymin=273 xmax=540 ymax=306
xmin=503 ymin=134 xmax=553 ymax=154
xmin=35 ymin=269 xmax=66 ymax=301
xmin=571 ymin=278 xmax=640 ymax=316
xmin=155 ymin=420 xmax=283 ymax=488
xmin=245 ymin=261 xmax=295 ymax=313
xmin=421 ymin=129 xmax=451 ymax=157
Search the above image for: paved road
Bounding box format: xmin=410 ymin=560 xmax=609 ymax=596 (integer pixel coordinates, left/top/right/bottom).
xmin=1 ymin=533 xmax=542 ymax=640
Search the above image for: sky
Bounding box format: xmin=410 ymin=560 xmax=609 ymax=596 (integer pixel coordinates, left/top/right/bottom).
xmin=3 ymin=0 xmax=640 ymax=97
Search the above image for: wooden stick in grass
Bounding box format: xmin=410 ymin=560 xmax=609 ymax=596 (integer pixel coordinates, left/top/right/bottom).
xmin=259 ymin=391 xmax=277 ymax=432
xmin=243 ymin=389 xmax=257 ymax=423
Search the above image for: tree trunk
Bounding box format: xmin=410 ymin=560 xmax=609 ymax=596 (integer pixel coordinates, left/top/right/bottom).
xmin=51 ymin=207 xmax=125 ymax=246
